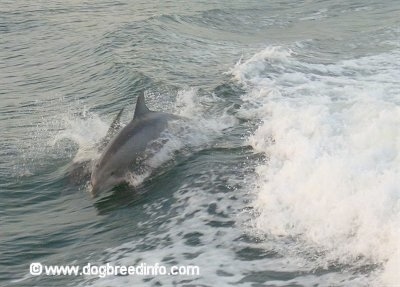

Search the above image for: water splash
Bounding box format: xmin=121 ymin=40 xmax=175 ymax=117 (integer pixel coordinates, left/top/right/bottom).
xmin=232 ymin=46 xmax=400 ymax=286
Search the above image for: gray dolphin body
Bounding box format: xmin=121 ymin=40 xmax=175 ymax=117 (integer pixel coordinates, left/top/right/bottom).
xmin=90 ymin=94 xmax=178 ymax=197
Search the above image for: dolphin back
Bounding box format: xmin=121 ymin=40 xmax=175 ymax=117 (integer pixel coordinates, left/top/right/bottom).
xmin=97 ymin=108 xmax=124 ymax=151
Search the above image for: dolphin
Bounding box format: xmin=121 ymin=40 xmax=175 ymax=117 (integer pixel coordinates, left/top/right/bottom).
xmin=90 ymin=94 xmax=178 ymax=197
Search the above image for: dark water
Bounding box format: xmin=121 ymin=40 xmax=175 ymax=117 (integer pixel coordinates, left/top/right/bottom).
xmin=1 ymin=1 xmax=400 ymax=286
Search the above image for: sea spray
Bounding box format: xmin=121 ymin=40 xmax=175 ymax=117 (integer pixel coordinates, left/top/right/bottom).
xmin=232 ymin=47 xmax=400 ymax=285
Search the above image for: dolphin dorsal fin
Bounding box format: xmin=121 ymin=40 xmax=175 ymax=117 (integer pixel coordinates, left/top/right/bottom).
xmin=134 ymin=94 xmax=151 ymax=119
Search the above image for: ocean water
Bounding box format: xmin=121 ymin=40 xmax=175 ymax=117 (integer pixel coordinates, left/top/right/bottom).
xmin=1 ymin=1 xmax=399 ymax=286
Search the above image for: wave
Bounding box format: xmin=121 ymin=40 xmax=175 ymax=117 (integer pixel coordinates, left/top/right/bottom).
xmin=232 ymin=46 xmax=400 ymax=286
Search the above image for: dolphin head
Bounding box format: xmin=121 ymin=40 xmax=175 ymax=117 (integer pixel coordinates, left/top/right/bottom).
xmin=90 ymin=161 xmax=125 ymax=197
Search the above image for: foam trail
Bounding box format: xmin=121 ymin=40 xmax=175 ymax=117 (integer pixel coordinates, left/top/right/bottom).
xmin=232 ymin=46 xmax=400 ymax=286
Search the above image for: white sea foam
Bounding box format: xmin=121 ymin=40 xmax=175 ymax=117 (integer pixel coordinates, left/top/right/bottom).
xmin=232 ymin=46 xmax=400 ymax=285
xmin=52 ymin=112 xmax=108 ymax=164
